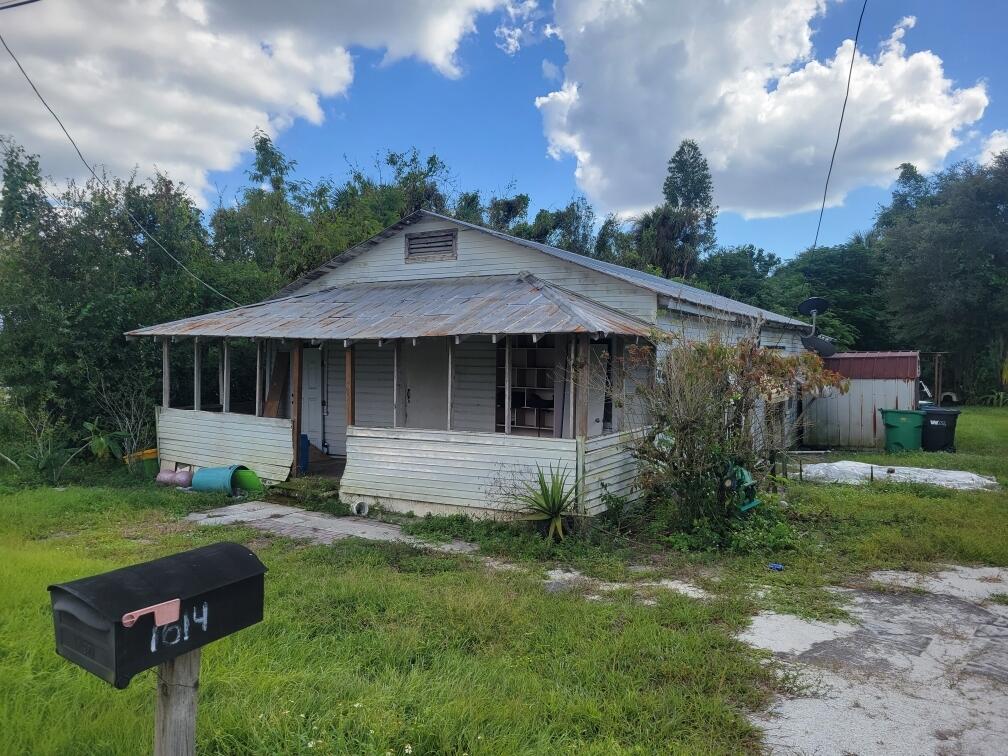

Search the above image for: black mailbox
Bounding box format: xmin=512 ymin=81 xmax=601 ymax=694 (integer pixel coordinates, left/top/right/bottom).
xmin=48 ymin=542 xmax=266 ymax=689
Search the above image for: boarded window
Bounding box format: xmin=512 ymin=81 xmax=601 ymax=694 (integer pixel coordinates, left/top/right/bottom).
xmin=405 ymin=229 xmax=457 ymax=262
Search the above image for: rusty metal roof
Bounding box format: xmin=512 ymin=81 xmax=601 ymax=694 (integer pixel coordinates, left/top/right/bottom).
xmin=125 ymin=273 xmax=655 ymax=340
xmin=275 ymin=209 xmax=807 ymax=329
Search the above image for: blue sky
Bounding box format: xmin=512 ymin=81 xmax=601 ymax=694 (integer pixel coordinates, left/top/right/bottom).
xmin=4 ymin=0 xmax=1004 ymax=260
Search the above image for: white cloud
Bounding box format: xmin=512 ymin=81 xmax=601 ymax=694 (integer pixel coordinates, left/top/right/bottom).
xmin=0 ymin=0 xmax=501 ymax=205
xmin=980 ymin=130 xmax=1008 ymax=164
xmin=541 ymin=59 xmax=561 ymax=81
xmin=537 ymin=1 xmax=988 ymax=218
xmin=494 ymin=0 xmax=542 ymax=55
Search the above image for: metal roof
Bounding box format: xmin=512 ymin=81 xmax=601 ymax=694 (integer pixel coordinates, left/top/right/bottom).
xmin=276 ymin=209 xmax=806 ymax=329
xmin=126 ymin=273 xmax=655 ymax=340
xmin=823 ymin=351 xmax=920 ymax=380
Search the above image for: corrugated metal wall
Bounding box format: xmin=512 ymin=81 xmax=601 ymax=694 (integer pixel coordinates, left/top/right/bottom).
xmin=803 ymin=378 xmax=917 ymax=448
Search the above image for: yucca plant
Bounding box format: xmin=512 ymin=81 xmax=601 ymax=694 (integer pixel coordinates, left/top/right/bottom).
xmin=513 ymin=464 xmax=578 ymax=541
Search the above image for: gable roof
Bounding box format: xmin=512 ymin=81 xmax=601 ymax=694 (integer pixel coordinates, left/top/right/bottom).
xmin=126 ymin=273 xmax=655 ymax=341
xmin=276 ymin=209 xmax=806 ymax=329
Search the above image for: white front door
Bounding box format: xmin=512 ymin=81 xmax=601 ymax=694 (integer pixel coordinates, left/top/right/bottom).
xmin=301 ymin=348 xmax=323 ymax=448
xmin=403 ymin=338 xmax=448 ymax=430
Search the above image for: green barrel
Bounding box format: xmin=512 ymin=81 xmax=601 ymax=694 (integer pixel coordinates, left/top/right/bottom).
xmin=879 ymin=409 xmax=925 ymax=453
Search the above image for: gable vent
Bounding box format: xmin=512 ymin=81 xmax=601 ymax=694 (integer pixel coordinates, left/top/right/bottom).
xmin=405 ymin=229 xmax=457 ymax=262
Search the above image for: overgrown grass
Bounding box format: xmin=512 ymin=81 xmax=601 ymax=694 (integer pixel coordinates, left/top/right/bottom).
xmin=0 ymin=483 xmax=774 ymax=754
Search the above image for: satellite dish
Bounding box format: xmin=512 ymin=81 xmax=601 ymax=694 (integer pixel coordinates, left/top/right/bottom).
xmin=797 ymin=297 xmax=830 ymax=317
xmin=801 ymin=334 xmax=838 ymax=358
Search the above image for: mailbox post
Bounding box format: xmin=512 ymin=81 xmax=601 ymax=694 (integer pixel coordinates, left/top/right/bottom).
xmin=48 ymin=542 xmax=267 ymax=754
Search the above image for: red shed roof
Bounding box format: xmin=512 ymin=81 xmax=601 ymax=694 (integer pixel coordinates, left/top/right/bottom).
xmin=823 ymin=351 xmax=919 ymax=380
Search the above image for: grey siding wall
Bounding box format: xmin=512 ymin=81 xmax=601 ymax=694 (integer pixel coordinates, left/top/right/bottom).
xmin=452 ymin=339 xmax=496 ymax=432
xmin=297 ymin=218 xmax=658 ymax=321
xmin=583 ymin=432 xmax=641 ymax=514
xmin=355 ymin=342 xmax=394 ymax=427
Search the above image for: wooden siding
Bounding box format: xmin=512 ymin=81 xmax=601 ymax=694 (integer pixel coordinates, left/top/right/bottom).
xmin=340 ymin=426 xmax=578 ymax=516
xmin=583 ymin=432 xmax=640 ymax=514
xmin=156 ymin=408 xmax=293 ymax=483
xmin=804 ymin=378 xmax=916 ymax=449
xmin=452 ymin=339 xmax=496 ymax=432
xmin=298 ymin=218 xmax=658 ymax=321
xmin=355 ymin=342 xmax=394 ymax=427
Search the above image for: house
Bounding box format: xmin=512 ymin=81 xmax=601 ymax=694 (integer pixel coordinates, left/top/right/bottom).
xmin=126 ymin=210 xmax=806 ymax=516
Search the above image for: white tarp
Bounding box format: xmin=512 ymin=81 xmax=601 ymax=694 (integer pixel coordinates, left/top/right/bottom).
xmin=798 ymin=460 xmax=998 ymax=490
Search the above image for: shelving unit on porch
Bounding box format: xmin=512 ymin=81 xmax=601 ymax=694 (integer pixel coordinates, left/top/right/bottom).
xmin=495 ymin=336 xmax=562 ymax=437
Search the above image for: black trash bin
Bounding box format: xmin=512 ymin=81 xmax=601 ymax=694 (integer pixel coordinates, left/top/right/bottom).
xmin=920 ymin=406 xmax=961 ymax=453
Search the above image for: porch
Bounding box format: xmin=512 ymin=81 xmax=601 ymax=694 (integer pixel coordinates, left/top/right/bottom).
xmin=129 ymin=274 xmax=652 ymax=514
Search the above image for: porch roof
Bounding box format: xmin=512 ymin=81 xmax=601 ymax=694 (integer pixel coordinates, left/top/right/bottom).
xmin=125 ymin=272 xmax=655 ymax=341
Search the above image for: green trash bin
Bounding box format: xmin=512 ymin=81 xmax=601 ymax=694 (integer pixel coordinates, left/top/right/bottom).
xmin=879 ymin=409 xmax=925 ymax=453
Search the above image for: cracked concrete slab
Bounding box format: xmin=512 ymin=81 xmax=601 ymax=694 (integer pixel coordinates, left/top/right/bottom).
xmin=186 ymin=502 xmax=478 ymax=554
xmin=743 ymin=570 xmax=1008 ymax=755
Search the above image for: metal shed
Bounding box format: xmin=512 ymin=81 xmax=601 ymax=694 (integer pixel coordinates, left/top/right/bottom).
xmin=803 ymin=351 xmax=919 ymax=449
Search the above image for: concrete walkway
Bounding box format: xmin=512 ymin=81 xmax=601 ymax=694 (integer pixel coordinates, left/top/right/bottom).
xmin=186 ymin=501 xmax=478 ymax=554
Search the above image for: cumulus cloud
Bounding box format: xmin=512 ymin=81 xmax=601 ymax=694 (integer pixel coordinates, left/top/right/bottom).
xmin=536 ymin=1 xmax=988 ymax=218
xmin=980 ymin=130 xmax=1008 ymax=164
xmin=0 ymin=0 xmax=500 ymax=204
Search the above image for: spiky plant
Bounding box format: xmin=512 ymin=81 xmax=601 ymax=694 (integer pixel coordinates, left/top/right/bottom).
xmin=513 ymin=464 xmax=578 ymax=541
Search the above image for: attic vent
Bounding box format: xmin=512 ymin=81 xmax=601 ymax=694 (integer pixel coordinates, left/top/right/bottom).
xmin=405 ymin=229 xmax=457 ymax=262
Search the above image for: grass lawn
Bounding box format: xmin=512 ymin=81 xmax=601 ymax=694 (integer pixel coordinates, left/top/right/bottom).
xmin=0 ymin=486 xmax=773 ymax=754
xmin=0 ymin=407 xmax=1004 ymax=753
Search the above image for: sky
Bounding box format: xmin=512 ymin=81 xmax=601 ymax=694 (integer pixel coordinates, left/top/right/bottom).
xmin=1 ymin=0 xmax=1005 ymax=259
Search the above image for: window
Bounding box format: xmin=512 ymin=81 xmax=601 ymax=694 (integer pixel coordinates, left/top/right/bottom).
xmin=404 ymin=229 xmax=457 ymax=262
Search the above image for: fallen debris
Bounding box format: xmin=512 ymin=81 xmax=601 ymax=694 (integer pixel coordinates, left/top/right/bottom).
xmin=798 ymin=460 xmax=998 ymax=490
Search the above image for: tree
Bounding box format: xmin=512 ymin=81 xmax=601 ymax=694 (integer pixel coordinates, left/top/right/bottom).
xmin=875 ymin=155 xmax=1008 ymax=398
xmin=695 ymin=245 xmax=781 ymax=308
xmin=632 ymin=139 xmax=717 ymax=279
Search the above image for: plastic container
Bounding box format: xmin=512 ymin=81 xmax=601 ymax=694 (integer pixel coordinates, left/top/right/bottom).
xmin=879 ymin=409 xmax=925 ymax=453
xmin=191 ymin=465 xmax=248 ymax=495
xmin=920 ymin=406 xmax=961 ymax=453
xmin=233 ymin=468 xmax=265 ymax=493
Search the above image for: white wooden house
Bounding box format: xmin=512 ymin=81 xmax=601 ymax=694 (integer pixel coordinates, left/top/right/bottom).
xmin=127 ymin=210 xmax=806 ymax=516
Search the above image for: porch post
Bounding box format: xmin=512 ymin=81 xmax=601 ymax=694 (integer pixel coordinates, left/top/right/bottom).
xmin=221 ymin=339 xmax=231 ymax=413
xmin=161 ymin=338 xmax=170 ymax=409
xmin=565 ymin=337 xmax=575 ymax=438
xmin=392 ymin=340 xmax=400 ymax=428
xmin=193 ymin=338 xmax=201 ymax=411
xmin=576 ymin=333 xmax=590 ymax=438
xmin=291 ymin=341 xmax=303 ymax=476
xmin=610 ymin=336 xmax=624 ymax=432
xmin=504 ymin=336 xmax=512 ymax=434
xmin=254 ymin=340 xmax=264 ymax=417
xmin=345 ymin=344 xmax=355 ymax=427
xmin=447 ymin=337 xmax=455 ymax=431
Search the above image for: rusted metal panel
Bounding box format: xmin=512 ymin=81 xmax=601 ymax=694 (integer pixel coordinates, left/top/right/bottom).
xmin=804 ymin=376 xmax=917 ymax=449
xmin=126 ymin=273 xmax=654 ymax=341
xmin=824 ymin=351 xmax=919 ymax=380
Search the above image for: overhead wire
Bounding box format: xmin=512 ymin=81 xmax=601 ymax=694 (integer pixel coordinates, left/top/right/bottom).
xmin=0 ymin=29 xmax=241 ymax=306
xmin=811 ymin=0 xmax=868 ymax=252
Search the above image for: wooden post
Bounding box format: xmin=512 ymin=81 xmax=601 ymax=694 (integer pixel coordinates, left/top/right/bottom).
xmin=610 ymin=336 xmax=624 ymax=432
xmin=161 ymin=339 xmax=170 ymax=409
xmin=392 ymin=340 xmax=400 ymax=428
xmin=221 ymin=339 xmax=231 ymax=413
xmin=255 ymin=341 xmax=264 ymax=417
xmin=154 ymin=648 xmax=200 ymax=756
xmin=565 ymin=337 xmax=575 ymax=438
xmin=217 ymin=344 xmax=224 ymax=407
xmin=291 ymin=342 xmax=303 ymax=476
xmin=345 ymin=344 xmax=355 ymax=427
xmin=576 ymin=334 xmax=590 ymax=439
xmin=193 ymin=339 xmax=201 ymax=411
xmin=447 ymin=336 xmax=455 ymax=431
xmin=504 ymin=336 xmax=512 ymax=434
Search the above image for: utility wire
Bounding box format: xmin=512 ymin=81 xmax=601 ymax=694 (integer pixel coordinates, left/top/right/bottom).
xmin=0 ymin=31 xmax=241 ymax=306
xmin=0 ymin=0 xmax=44 ymax=11
xmin=811 ymin=0 xmax=868 ymax=252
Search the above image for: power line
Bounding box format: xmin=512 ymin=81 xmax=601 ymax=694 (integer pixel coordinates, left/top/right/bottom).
xmin=0 ymin=0 xmax=44 ymax=11
xmin=0 ymin=31 xmax=241 ymax=306
xmin=811 ymin=0 xmax=868 ymax=252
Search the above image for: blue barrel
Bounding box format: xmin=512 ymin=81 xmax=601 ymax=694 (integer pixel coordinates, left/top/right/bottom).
xmin=191 ymin=465 xmax=248 ymax=495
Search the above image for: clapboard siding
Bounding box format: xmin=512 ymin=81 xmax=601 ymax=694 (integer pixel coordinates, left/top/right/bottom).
xmin=340 ymin=426 xmax=578 ymax=516
xmin=761 ymin=327 xmax=803 ymax=354
xmin=298 ymin=218 xmax=658 ymax=321
xmin=355 ymin=342 xmax=394 ymax=427
xmin=156 ymin=408 xmax=293 ymax=482
xmin=583 ymin=432 xmax=640 ymax=514
xmin=452 ymin=339 xmax=496 ymax=432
